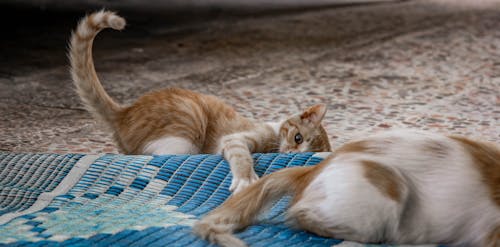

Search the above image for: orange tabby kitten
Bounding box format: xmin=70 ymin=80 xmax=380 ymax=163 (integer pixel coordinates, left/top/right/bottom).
xmin=194 ymin=129 xmax=500 ymax=247
xmin=69 ymin=11 xmax=331 ymax=193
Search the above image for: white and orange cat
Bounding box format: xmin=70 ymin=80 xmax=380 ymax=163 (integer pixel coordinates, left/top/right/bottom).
xmin=194 ymin=130 xmax=500 ymax=247
xmin=69 ymin=11 xmax=331 ymax=193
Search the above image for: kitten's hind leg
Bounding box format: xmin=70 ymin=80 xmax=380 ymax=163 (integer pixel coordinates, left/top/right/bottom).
xmin=143 ymin=136 xmax=200 ymax=155
xmin=287 ymin=207 xmax=355 ymax=239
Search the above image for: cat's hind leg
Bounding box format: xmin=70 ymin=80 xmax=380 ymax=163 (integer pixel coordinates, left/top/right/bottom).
xmin=143 ymin=136 xmax=200 ymax=155
xmin=288 ymin=161 xmax=408 ymax=243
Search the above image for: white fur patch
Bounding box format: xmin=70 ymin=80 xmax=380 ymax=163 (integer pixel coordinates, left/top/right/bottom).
xmin=230 ymin=173 xmax=259 ymax=194
xmin=143 ymin=137 xmax=199 ymax=155
xmin=266 ymin=121 xmax=283 ymax=136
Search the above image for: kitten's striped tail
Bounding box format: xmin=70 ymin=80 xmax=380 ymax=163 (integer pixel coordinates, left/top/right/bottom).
xmin=193 ymin=164 xmax=322 ymax=247
xmin=69 ymin=10 xmax=125 ymax=126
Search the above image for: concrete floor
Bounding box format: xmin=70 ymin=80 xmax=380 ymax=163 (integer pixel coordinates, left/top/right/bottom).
xmin=0 ymin=0 xmax=499 ymax=154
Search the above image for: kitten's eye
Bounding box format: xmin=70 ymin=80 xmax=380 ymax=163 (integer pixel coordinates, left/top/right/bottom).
xmin=294 ymin=133 xmax=303 ymax=144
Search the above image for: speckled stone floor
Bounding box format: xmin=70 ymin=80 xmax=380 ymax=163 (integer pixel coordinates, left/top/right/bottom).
xmin=0 ymin=0 xmax=498 ymax=154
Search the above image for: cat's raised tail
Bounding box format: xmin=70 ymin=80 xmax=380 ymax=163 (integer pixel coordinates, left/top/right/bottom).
xmin=193 ymin=164 xmax=323 ymax=247
xmin=69 ymin=10 xmax=125 ymax=126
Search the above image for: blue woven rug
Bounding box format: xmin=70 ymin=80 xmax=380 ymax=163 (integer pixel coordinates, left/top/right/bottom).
xmin=0 ymin=152 xmax=441 ymax=247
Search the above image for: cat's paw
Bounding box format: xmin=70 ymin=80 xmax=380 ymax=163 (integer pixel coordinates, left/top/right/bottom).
xmin=230 ymin=172 xmax=259 ymax=194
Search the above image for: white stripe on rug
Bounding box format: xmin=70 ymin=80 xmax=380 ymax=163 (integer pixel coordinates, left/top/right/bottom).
xmin=0 ymin=154 xmax=101 ymax=225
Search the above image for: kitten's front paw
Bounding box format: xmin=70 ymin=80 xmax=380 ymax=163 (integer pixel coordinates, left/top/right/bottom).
xmin=230 ymin=172 xmax=259 ymax=194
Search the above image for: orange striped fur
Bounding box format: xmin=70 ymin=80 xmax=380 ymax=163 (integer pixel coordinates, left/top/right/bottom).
xmin=361 ymin=160 xmax=404 ymax=203
xmin=69 ymin=11 xmax=331 ymax=193
xmin=449 ymin=135 xmax=500 ymax=207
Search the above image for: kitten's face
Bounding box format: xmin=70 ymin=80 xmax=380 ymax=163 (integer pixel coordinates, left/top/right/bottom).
xmin=279 ymin=104 xmax=332 ymax=153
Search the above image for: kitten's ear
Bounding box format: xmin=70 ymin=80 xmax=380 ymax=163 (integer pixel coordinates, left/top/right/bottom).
xmin=300 ymin=104 xmax=327 ymax=126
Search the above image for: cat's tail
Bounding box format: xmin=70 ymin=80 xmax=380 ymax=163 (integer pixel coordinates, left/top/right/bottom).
xmin=69 ymin=10 xmax=125 ymax=126
xmin=193 ymin=164 xmax=324 ymax=247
